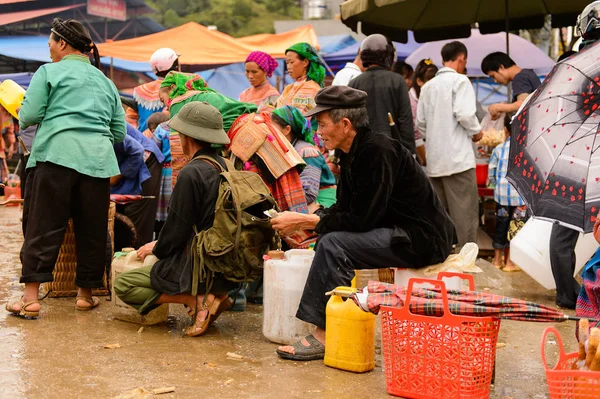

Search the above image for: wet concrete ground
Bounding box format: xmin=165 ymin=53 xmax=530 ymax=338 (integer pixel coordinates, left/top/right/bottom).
xmin=0 ymin=205 xmax=580 ymax=399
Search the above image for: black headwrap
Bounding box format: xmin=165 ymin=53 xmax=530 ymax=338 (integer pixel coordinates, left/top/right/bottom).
xmin=51 ymin=18 xmax=100 ymax=68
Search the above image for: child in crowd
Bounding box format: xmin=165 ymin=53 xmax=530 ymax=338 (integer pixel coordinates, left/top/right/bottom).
xmin=409 ymin=59 xmax=438 ymax=166
xmin=392 ymin=61 xmax=414 ymax=89
xmin=488 ymin=114 xmax=526 ymax=272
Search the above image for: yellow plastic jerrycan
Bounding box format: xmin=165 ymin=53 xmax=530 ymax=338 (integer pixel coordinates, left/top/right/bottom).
xmin=324 ymin=286 xmax=376 ymax=373
xmin=0 ymin=80 xmax=26 ymax=119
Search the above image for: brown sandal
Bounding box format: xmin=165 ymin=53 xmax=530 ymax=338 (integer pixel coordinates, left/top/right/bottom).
xmin=75 ymin=296 xmax=100 ymax=311
xmin=5 ymin=296 xmax=40 ymax=318
xmin=185 ymin=295 xmax=232 ymax=337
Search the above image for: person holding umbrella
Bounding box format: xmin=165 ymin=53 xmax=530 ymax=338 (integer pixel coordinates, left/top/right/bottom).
xmin=505 ymin=1 xmax=600 ymax=310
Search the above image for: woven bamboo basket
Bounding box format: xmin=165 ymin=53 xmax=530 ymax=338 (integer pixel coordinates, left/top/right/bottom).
xmin=378 ymin=268 xmax=395 ymax=284
xmin=41 ymin=202 xmax=115 ymax=297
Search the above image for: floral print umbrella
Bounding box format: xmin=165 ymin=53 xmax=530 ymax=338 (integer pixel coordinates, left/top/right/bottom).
xmin=507 ymin=40 xmax=600 ymax=233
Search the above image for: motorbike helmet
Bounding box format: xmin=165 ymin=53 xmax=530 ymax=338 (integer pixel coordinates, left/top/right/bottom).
xmin=577 ymin=1 xmax=600 ymax=40
xmin=359 ymin=34 xmax=396 ymax=69
xmin=150 ymin=48 xmax=179 ymax=75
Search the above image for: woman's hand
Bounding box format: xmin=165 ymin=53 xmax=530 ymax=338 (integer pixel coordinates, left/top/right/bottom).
xmin=137 ymin=241 xmax=157 ymax=260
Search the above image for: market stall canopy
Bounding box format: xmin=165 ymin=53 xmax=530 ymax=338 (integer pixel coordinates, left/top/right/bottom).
xmin=405 ymin=29 xmax=555 ymax=77
xmin=0 ymin=3 xmax=84 ymax=26
xmin=237 ymin=24 xmax=320 ymax=54
xmin=96 ymin=22 xmax=321 ymax=67
xmin=96 ymin=22 xmax=254 ymax=66
xmin=318 ymin=34 xmax=357 ymax=55
xmin=325 ymin=31 xmax=420 ymax=64
xmin=0 ymin=35 xmax=151 ymax=72
xmin=341 ymin=0 xmax=591 ymax=43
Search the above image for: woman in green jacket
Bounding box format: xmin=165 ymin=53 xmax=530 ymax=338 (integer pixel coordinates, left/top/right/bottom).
xmin=158 ymin=71 xmax=257 ymax=187
xmin=5 ymin=18 xmax=126 ymax=318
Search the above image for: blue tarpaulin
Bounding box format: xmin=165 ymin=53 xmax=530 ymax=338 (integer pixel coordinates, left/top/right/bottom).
xmin=318 ymin=34 xmax=357 ymax=55
xmin=324 ymin=32 xmax=421 ymax=65
xmin=0 ymin=72 xmax=34 ymax=87
xmin=0 ymin=35 xmax=152 ymax=72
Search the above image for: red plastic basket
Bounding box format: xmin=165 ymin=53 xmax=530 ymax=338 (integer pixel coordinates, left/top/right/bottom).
xmin=381 ymin=275 xmax=500 ymax=399
xmin=541 ymin=327 xmax=600 ymax=399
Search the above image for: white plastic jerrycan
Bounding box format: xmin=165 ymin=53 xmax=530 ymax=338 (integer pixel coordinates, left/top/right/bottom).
xmin=111 ymin=248 xmax=169 ymax=325
xmin=263 ymin=249 xmax=316 ymax=344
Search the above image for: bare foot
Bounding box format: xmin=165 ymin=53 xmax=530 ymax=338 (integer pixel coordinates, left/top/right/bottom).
xmin=277 ymin=328 xmax=325 ymax=355
xmin=491 ymin=255 xmax=504 ymax=269
xmin=502 ymin=261 xmax=521 ymax=272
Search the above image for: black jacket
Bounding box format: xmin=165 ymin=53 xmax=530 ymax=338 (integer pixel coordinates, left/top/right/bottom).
xmin=150 ymin=148 xmax=236 ymax=296
xmin=316 ymin=128 xmax=455 ymax=266
xmin=348 ymin=66 xmax=416 ymax=154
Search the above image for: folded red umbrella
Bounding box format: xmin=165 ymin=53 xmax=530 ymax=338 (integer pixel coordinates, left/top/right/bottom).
xmin=363 ymin=281 xmax=595 ymax=323
xmin=109 ymin=194 xmax=155 ymax=205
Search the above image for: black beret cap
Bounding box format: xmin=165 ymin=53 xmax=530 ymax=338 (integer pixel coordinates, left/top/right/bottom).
xmin=304 ymin=85 xmax=367 ymax=118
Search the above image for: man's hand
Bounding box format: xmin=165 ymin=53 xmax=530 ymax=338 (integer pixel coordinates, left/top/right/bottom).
xmin=137 ymin=241 xmax=157 ymax=260
xmin=270 ymin=211 xmax=319 ymax=236
xmin=488 ymin=103 xmax=504 ymax=120
xmin=472 ymin=131 xmax=484 ymax=142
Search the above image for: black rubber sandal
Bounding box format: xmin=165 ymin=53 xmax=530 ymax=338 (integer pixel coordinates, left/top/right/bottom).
xmin=276 ymin=334 xmax=325 ymax=361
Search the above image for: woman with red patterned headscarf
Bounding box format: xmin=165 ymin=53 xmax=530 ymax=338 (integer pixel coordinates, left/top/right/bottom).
xmin=239 ymin=51 xmax=280 ymax=107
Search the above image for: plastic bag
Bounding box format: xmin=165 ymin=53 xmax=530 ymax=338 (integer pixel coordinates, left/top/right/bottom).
xmin=479 ymin=112 xmax=506 ymax=147
xmin=422 ymin=242 xmax=483 ymax=275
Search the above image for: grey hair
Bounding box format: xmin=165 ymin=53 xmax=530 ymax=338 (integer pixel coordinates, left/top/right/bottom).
xmin=328 ymin=107 xmax=369 ymax=130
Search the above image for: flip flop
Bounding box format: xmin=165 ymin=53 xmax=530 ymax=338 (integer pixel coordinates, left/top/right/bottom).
xmin=276 ymin=334 xmax=325 ymax=361
xmin=75 ymin=296 xmax=100 ymax=311
xmin=502 ymin=264 xmax=521 ymax=272
xmin=5 ymin=296 xmax=40 ymax=318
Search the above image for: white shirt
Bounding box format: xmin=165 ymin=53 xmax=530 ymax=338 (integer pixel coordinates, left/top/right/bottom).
xmin=416 ymin=67 xmax=481 ymax=177
xmin=332 ymin=63 xmax=362 ymax=86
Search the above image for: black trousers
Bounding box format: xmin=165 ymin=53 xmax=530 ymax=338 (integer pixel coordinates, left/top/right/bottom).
xmin=20 ymin=162 xmax=110 ymax=288
xmin=493 ymin=204 xmax=516 ymax=249
xmin=549 ymin=224 xmax=581 ymax=309
xmin=18 ymin=154 xmax=30 ymax=200
xmin=296 ymin=228 xmax=425 ymax=330
xmin=122 ymin=154 xmax=162 ymax=247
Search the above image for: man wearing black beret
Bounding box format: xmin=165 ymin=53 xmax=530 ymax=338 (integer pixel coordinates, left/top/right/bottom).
xmin=271 ymin=85 xmax=456 ymax=361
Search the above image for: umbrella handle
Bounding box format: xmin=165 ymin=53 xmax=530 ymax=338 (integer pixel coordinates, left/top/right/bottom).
xmin=403 ymin=277 xmax=450 ymax=315
xmin=540 ymin=326 xmax=567 ymax=371
xmin=437 ymin=272 xmax=475 ymax=290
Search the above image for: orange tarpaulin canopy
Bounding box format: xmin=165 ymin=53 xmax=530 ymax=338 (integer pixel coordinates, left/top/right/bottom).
xmin=237 ymin=25 xmax=319 ymax=55
xmin=96 ymin=22 xmax=253 ymax=65
xmin=96 ymin=22 xmax=319 ymax=66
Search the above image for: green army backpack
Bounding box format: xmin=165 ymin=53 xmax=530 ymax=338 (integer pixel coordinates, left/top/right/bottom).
xmin=190 ymin=155 xmax=279 ymax=296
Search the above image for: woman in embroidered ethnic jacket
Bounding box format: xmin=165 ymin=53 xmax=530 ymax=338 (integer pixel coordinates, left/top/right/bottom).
xmin=239 ymin=51 xmax=280 ymax=107
xmin=125 ymin=48 xmax=179 ymax=132
xmin=271 ymin=106 xmax=336 ymax=208
xmin=276 ymin=43 xmax=325 ymax=116
xmin=158 ymin=72 xmax=257 ymax=188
